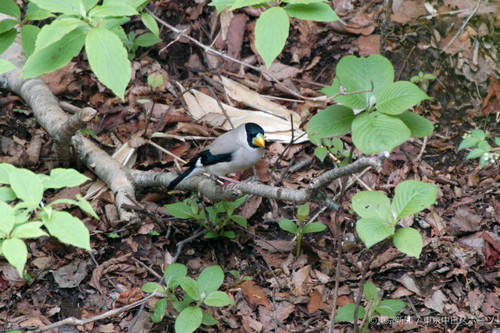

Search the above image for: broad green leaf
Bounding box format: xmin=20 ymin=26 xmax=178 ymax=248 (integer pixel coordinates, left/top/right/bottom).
xmin=85 ymin=26 xmax=131 ymax=100
xmin=88 ymin=3 xmax=137 ymax=18
xmin=164 ymin=263 xmax=188 ymax=288
xmin=285 ymin=0 xmax=330 ymax=3
xmin=104 ymin=0 xmax=149 ymax=8
xmin=222 ymin=230 xmax=236 ymax=238
xmin=11 ymin=222 xmax=48 ymax=238
xmin=0 ymin=0 xmax=21 ymax=18
xmin=34 ymin=18 xmax=86 ymax=53
xmin=29 ymin=0 xmax=85 ymax=16
xmin=204 ymin=231 xmax=219 ymax=239
xmin=201 ymin=312 xmax=218 ymax=326
xmin=393 ymin=227 xmax=422 ymax=258
xmin=9 ymin=168 xmax=43 ymax=205
xmin=151 ymin=298 xmax=167 ymax=323
xmin=230 ymin=0 xmax=268 ymax=10
xmin=352 ymin=112 xmax=410 ymax=154
xmin=458 ymin=136 xmax=482 ymax=150
xmin=198 ymin=265 xmax=224 ymax=294
xmin=141 ymin=282 xmax=165 ymax=293
xmin=0 ymin=59 xmax=16 ymax=75
xmin=392 ymin=180 xmax=438 ymax=219
xmin=2 ymin=238 xmax=27 ymax=276
xmin=374 ymin=299 xmax=407 ymax=317
xmin=75 ymin=194 xmax=98 ymax=219
xmin=204 ymin=291 xmax=235 ymax=307
xmin=352 ymin=191 xmax=392 ymax=221
xmin=279 ymin=219 xmax=298 ymax=234
xmin=377 ymin=81 xmax=430 ymax=115
xmin=255 ymin=7 xmax=289 ymax=68
xmin=42 ymin=168 xmax=90 ymax=189
xmin=175 ymin=306 xmax=203 ymax=333
xmin=466 ymin=148 xmax=486 ymax=159
xmin=22 ymin=28 xmax=85 ymax=78
xmin=230 ymin=194 xmax=248 ymax=209
xmin=314 ymin=146 xmax=328 ymax=161
xmin=134 ymin=32 xmax=162 ymax=47
xmin=0 ymin=29 xmax=17 ymax=55
xmin=83 ymin=0 xmax=99 ymax=11
xmin=363 ymin=281 xmax=379 ymax=301
xmin=335 ymin=304 xmax=365 ymax=322
xmin=180 ymin=277 xmax=201 ymax=301
xmin=0 ymin=163 xmax=15 ymax=184
xmin=307 ymin=105 xmax=354 ymax=138
xmin=43 ymin=210 xmax=90 ymax=250
xmin=0 ymin=201 xmax=15 ymax=234
xmin=165 ymin=202 xmax=193 ymax=219
xmin=297 ymin=203 xmax=309 ymax=221
xmin=24 ymin=5 xmax=55 ymax=21
xmin=231 ymin=215 xmax=247 ymax=228
xmin=0 ymin=19 xmax=17 ymax=35
xmin=470 ymin=129 xmax=485 ymax=139
xmin=0 ymin=187 xmax=16 ymax=201
xmin=141 ymin=13 xmax=159 ymax=36
xmin=285 ymin=2 xmax=339 ymax=22
xmin=302 ymin=222 xmax=327 ymax=234
xmin=356 ymin=217 xmax=394 ymax=248
xmin=21 ymin=24 xmax=40 ymax=57
xmin=396 ymin=111 xmax=434 ymax=137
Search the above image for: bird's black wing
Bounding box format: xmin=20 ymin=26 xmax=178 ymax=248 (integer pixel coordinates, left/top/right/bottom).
xmin=195 ymin=150 xmax=233 ymax=166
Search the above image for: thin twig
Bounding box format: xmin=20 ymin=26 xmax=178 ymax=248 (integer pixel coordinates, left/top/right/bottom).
xmin=172 ymin=229 xmax=206 ymax=263
xmin=441 ymin=0 xmax=481 ymax=53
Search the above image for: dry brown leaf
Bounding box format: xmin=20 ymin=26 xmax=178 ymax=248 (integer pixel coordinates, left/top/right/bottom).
xmin=240 ymin=280 xmax=272 ymax=310
xmin=424 ymin=289 xmax=448 ymax=313
xmin=52 ymin=259 xmax=88 ymax=288
xmin=357 ymin=35 xmax=381 ymax=56
xmin=307 ymin=289 xmax=327 ymax=314
xmin=391 ymin=0 xmax=427 ymax=24
xmin=291 ymin=265 xmax=312 ymax=296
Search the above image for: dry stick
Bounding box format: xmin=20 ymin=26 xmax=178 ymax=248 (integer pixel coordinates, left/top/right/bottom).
xmin=172 ymin=229 xmax=206 ymax=263
xmin=441 ymin=0 xmax=481 ymax=53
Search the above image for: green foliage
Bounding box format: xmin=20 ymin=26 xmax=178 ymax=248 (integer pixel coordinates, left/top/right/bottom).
xmin=278 ymin=203 xmax=326 ymax=256
xmin=308 ymin=55 xmax=433 ymax=155
xmin=209 ymin=0 xmax=339 ymax=68
xmin=458 ymin=129 xmax=499 ymax=167
xmin=0 ymin=163 xmax=95 ymax=276
xmin=410 ymin=71 xmax=436 ymax=92
xmin=352 ymin=180 xmax=438 ymax=258
xmin=141 ymin=264 xmax=235 ymax=333
xmin=164 ymin=196 xmax=248 ymax=239
xmin=0 ymin=0 xmax=160 ymax=100
xmin=336 ymin=281 xmax=406 ymax=328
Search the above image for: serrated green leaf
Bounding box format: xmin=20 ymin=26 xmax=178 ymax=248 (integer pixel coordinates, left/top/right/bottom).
xmin=352 ymin=191 xmax=392 ymax=221
xmin=375 ymin=299 xmax=407 ymax=317
xmin=198 ymin=265 xmax=224 ymax=294
xmin=335 ymin=304 xmax=365 ymax=322
xmin=175 ymin=306 xmax=203 ymax=333
xmin=11 ymin=222 xmax=48 ymax=238
xmin=180 ymin=277 xmax=201 ymax=301
xmin=165 ymin=202 xmax=193 ymax=219
xmin=255 ymin=7 xmax=289 ymax=68
xmin=279 ymin=219 xmax=298 ymax=234
xmin=151 ymin=298 xmax=167 ymax=323
xmin=75 ymin=194 xmax=98 ymax=219
xmin=477 ymin=140 xmax=491 ymax=150
xmin=352 ymin=111 xmax=410 ymax=154
xmin=377 ymin=81 xmax=430 ymax=115
xmin=204 ymin=291 xmax=235 ymax=307
xmin=0 ymin=59 xmax=16 ymax=75
xmin=34 ymin=18 xmax=86 ymax=53
xmin=0 ymin=0 xmax=21 ymax=18
xmin=356 ymin=217 xmax=394 ymax=248
xmin=29 ymin=0 xmax=85 ymax=16
xmin=85 ymin=26 xmax=131 ymax=100
xmin=21 ymin=24 xmax=40 ymax=57
xmin=396 ymin=111 xmax=434 ymax=137
xmin=285 ymin=2 xmax=339 ymax=22
xmin=201 ymin=311 xmax=219 ymax=326
xmin=141 ymin=13 xmax=159 ymax=36
xmin=392 ymin=180 xmax=438 ymax=219
xmin=302 ymin=222 xmax=327 ymax=234
xmin=0 ymin=201 xmax=15 ymax=234
xmin=470 ymin=129 xmax=485 ymax=139
xmin=9 ymin=168 xmax=43 ymax=205
xmin=0 ymin=29 xmax=17 ymax=55
xmin=88 ymin=3 xmax=137 ymax=18
xmin=307 ymin=105 xmax=354 ymax=138
xmin=141 ymin=282 xmax=165 ymax=293
xmin=43 ymin=210 xmax=90 ymax=250
xmin=393 ymin=227 xmax=422 ymax=258
xmin=24 ymin=6 xmax=55 ymax=21
xmin=43 ymin=168 xmax=90 ymax=189
xmin=0 ymin=19 xmax=17 ymax=35
xmin=363 ymin=281 xmax=379 ymax=301
xmin=466 ymin=148 xmax=486 ymax=159
xmin=458 ymin=137 xmax=481 ymax=150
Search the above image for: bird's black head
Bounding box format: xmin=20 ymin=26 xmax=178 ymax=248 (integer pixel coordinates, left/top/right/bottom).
xmin=245 ymin=123 xmax=266 ymax=148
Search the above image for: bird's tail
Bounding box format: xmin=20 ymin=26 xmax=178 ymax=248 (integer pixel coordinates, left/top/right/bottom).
xmin=167 ymin=167 xmax=195 ymax=190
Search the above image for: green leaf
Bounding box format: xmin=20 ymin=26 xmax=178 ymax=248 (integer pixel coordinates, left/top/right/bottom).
xmin=42 ymin=168 xmax=90 ymax=189
xmin=0 ymin=29 xmax=17 ymax=55
xmin=151 ymin=298 xmax=167 ymax=323
xmin=393 ymin=227 xmax=422 ymax=258
xmin=21 ymin=24 xmax=40 ymax=57
xmin=11 ymin=222 xmax=48 ymax=238
xmin=85 ymin=26 xmax=131 ymax=100
xmin=0 ymin=163 xmax=15 ymax=184
xmin=175 ymin=306 xmax=203 ymax=333
xmin=0 ymin=187 xmax=16 ymax=201
xmin=180 ymin=277 xmax=201 ymax=301
xmin=392 ymin=180 xmax=438 ymax=219
xmin=43 ymin=210 xmax=90 ymax=250
xmin=286 ymin=0 xmax=330 ymax=3
xmin=0 ymin=0 xmax=21 ymax=18
xmin=279 ymin=219 xmax=298 ymax=234
xmin=307 ymin=105 xmax=354 ymax=138
xmin=165 ymin=202 xmax=193 ymax=219
xmin=335 ymin=304 xmax=365 ymax=322
xmin=230 ymin=0 xmax=268 ymax=11
xmin=363 ymin=281 xmax=379 ymax=301
xmin=285 ymin=2 xmax=339 ymax=22
xmin=494 ymin=137 xmax=500 ymax=146
xmin=134 ymin=32 xmax=162 ymax=47
xmin=352 ymin=191 xmax=393 ymax=221
xmin=396 ymin=111 xmax=434 ymax=137
xmin=9 ymin=168 xmax=43 ymax=205
xmin=204 ymin=231 xmax=219 ymax=239
xmin=34 ymin=18 xmax=86 ymax=53
xmin=141 ymin=13 xmax=159 ymax=36
xmin=201 ymin=312 xmax=219 ymax=326
xmin=164 ymin=263 xmax=188 ymax=289
xmin=0 ymin=201 xmax=15 ymax=234
xmin=2 ymin=238 xmax=27 ymax=276
xmin=302 ymin=222 xmax=327 ymax=234
xmin=22 ymin=28 xmax=85 ymax=78
xmin=198 ymin=265 xmax=224 ymax=294
xmin=75 ymin=194 xmax=99 ymax=219
xmin=356 ymin=217 xmax=394 ymax=248
xmin=141 ymin=282 xmax=166 ymax=293
xmin=314 ymin=146 xmax=328 ymax=162
xmin=24 ymin=3 xmax=55 ymax=21
xmin=458 ymin=136 xmax=482 ymax=150
xmin=255 ymin=7 xmax=289 ymax=68
xmin=0 ymin=59 xmax=16 ymax=75
xmin=88 ymin=3 xmax=137 ymax=18
xmin=204 ymin=291 xmax=235 ymax=307
xmin=231 ymin=215 xmax=247 ymax=228
xmin=222 ymin=230 xmax=236 ymax=238
xmin=470 ymin=129 xmax=485 ymax=139
xmin=29 ymin=0 xmax=85 ymax=16
xmin=297 ymin=203 xmax=309 ymax=221
xmin=377 ymin=81 xmax=430 ymax=115
xmin=466 ymin=148 xmax=486 ymax=159
xmin=0 ymin=19 xmax=17 ymax=35
xmin=374 ymin=299 xmax=407 ymax=317
xmin=352 ymin=111 xmax=410 ymax=154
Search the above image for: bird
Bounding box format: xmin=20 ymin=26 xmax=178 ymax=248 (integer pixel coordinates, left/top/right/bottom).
xmin=167 ymin=123 xmax=266 ymax=190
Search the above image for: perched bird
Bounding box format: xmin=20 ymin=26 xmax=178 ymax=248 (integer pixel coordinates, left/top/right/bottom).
xmin=167 ymin=123 xmax=266 ymax=190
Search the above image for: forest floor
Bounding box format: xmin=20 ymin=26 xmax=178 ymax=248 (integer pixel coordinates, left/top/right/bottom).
xmin=0 ymin=0 xmax=499 ymax=332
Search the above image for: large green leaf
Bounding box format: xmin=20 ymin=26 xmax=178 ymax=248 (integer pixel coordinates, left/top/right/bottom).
xmin=255 ymin=7 xmax=289 ymax=68
xmin=0 ymin=59 xmax=16 ymax=75
xmin=21 ymin=24 xmax=40 ymax=57
xmin=285 ymin=2 xmax=339 ymax=22
xmin=85 ymin=26 xmax=131 ymax=100
xmin=42 ymin=168 xmax=90 ymax=189
xmin=11 ymin=222 xmax=48 ymax=238
xmin=351 ymin=191 xmax=393 ymax=221
xmin=0 ymin=29 xmax=17 ymax=55
xmin=0 ymin=0 xmax=21 ymax=18
xmin=43 ymin=210 xmax=90 ymax=250
xmin=356 ymin=217 xmax=394 ymax=248
xmin=204 ymin=291 xmax=235 ymax=307
xmin=302 ymin=222 xmax=327 ymax=234
xmin=179 ymin=277 xmax=201 ymax=301
xmin=9 ymin=168 xmax=43 ymax=205
xmin=88 ymin=3 xmax=137 ymax=18
xmin=198 ymin=265 xmax=224 ymax=294
xmin=2 ymin=238 xmax=27 ymax=276
xmin=175 ymin=306 xmax=203 ymax=333
xmin=279 ymin=219 xmax=298 ymax=234
xmin=230 ymin=0 xmax=268 ymax=10
xmin=393 ymin=227 xmax=422 ymax=258
xmin=0 ymin=201 xmax=15 ymax=235
xmin=352 ymin=112 xmax=410 ymax=154
xmin=335 ymin=304 xmax=366 ymax=322
xmin=29 ymin=0 xmax=85 ymax=16
xmin=307 ymin=105 xmax=354 ymax=138
xmin=34 ymin=17 xmax=86 ymax=53
xmin=377 ymin=81 xmax=430 ymax=115
xmin=140 ymin=13 xmax=159 ymax=36
xmin=0 ymin=163 xmax=15 ymax=184
xmin=0 ymin=19 xmax=17 ymax=34
xmin=392 ymin=180 xmax=438 ymax=219
xmin=165 ymin=202 xmax=193 ymax=219
xmin=396 ymin=111 xmax=434 ymax=137
xmin=22 ymin=28 xmax=85 ymax=78
xmin=374 ymin=299 xmax=407 ymax=317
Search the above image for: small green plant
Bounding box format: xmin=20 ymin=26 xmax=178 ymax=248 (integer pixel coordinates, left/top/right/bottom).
xmin=336 ymin=281 xmax=407 ymax=331
xmin=313 ymin=136 xmax=354 ymax=166
xmin=278 ymin=203 xmax=326 ymax=256
xmin=0 ymin=0 xmax=161 ymax=100
xmin=352 ymin=180 xmax=438 ymax=258
xmin=308 ymin=54 xmax=434 ymax=155
xmin=458 ymin=129 xmax=499 ymax=167
xmin=141 ymin=264 xmax=235 ymax=333
xmin=228 ymin=269 xmax=252 ymax=284
xmin=0 ymin=163 xmax=96 ymax=276
xmin=209 ymin=0 xmax=339 ymax=68
xmin=164 ymin=196 xmax=248 ymax=239
xmin=410 ymin=71 xmax=436 ymax=92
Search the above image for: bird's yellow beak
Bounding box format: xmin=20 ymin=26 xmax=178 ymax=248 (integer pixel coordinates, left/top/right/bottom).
xmin=253 ymin=133 xmax=266 ymax=148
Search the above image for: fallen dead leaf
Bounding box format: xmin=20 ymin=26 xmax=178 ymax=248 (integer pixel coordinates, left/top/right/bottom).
xmin=240 ymin=280 xmax=272 ymax=310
